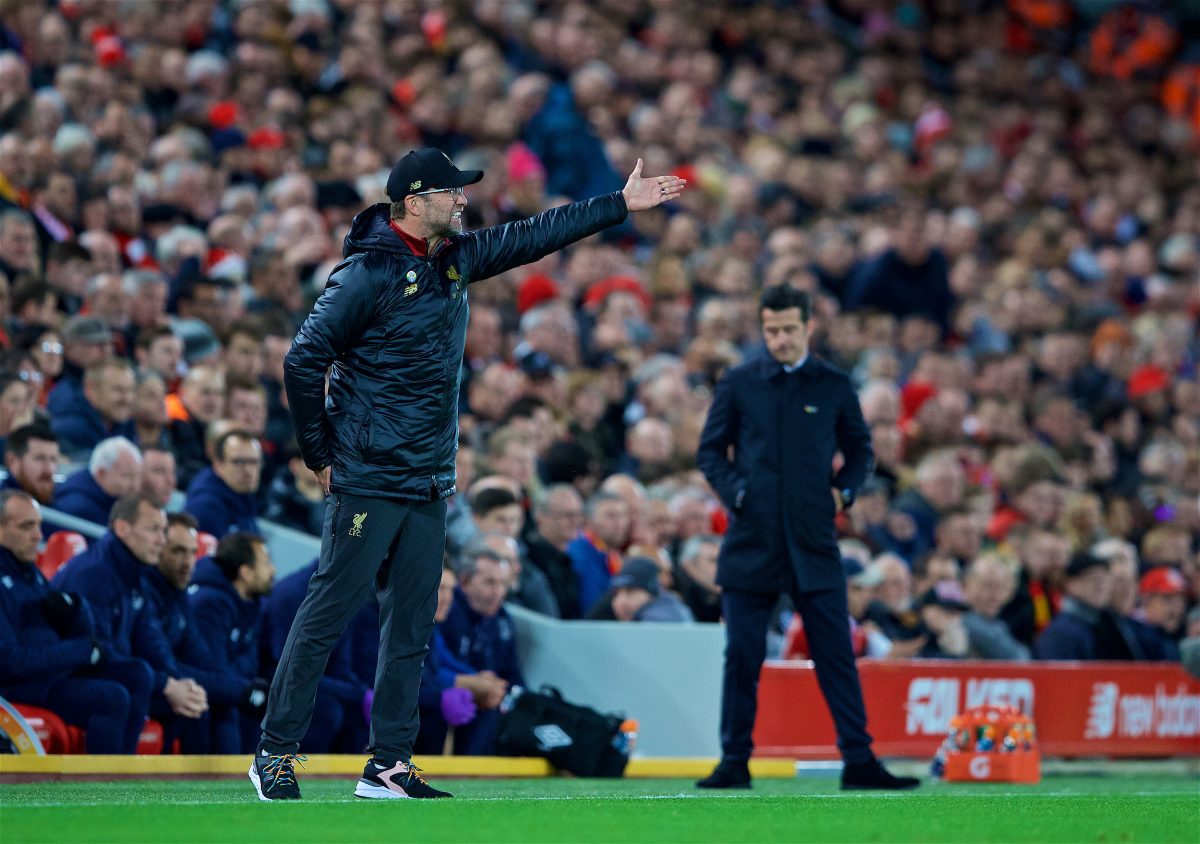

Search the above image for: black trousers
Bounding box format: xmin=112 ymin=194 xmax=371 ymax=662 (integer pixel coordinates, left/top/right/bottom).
xmin=719 ymin=584 xmax=873 ymax=765
xmin=260 ymin=491 xmax=446 ymax=763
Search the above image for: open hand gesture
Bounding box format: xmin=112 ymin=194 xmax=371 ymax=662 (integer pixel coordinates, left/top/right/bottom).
xmin=621 ymin=158 xmax=687 ymax=211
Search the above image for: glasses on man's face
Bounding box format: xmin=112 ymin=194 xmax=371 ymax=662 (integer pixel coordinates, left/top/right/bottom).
xmin=411 ymin=186 xmax=465 ymax=198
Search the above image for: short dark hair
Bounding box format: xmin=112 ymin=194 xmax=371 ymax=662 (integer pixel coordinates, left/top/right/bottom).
xmin=213 ymin=428 xmax=258 ymax=461
xmin=760 ymin=285 xmax=811 ymax=320
xmin=5 ymin=422 xmax=58 ymax=457
xmin=11 ymin=276 xmax=53 ymax=315
xmin=503 ymin=396 xmax=548 ymax=425
xmin=472 ymin=487 xmax=519 ymax=517
xmin=108 ymin=493 xmax=161 ymax=529
xmin=222 ymin=317 xmax=266 ymax=346
xmin=46 ymin=240 xmax=90 ymax=265
xmin=166 ymin=512 xmax=198 ymax=531
xmin=213 ymin=532 xmax=264 ymax=582
xmin=136 ymin=325 xmax=177 ymax=351
xmin=225 ymin=372 xmax=266 ymax=400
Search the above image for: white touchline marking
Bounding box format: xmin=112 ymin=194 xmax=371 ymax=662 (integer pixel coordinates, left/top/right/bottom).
xmin=3 ymin=790 xmax=1197 ymax=809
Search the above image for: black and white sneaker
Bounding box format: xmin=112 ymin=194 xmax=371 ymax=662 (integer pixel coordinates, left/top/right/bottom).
xmin=354 ymin=759 xmax=453 ymax=799
xmin=249 ymin=749 xmax=306 ymax=801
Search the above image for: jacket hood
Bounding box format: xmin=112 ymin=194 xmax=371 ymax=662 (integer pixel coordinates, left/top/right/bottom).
xmin=344 ymin=204 xmax=411 ymax=257
xmin=57 ymin=469 xmax=115 ymax=510
xmin=191 ymin=556 xmax=237 ymax=600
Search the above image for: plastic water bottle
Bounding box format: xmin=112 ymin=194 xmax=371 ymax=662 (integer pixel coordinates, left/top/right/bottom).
xmin=500 ymin=685 xmax=524 ymax=714
xmin=612 ymin=719 xmax=638 ymax=755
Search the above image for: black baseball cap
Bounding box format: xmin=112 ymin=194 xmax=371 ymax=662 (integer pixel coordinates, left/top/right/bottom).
xmin=1065 ymin=552 xmax=1108 ymax=579
xmin=919 ymin=580 xmax=970 ymax=612
xmin=610 ymin=557 xmax=661 ymax=596
xmin=386 ymin=148 xmax=484 ymax=202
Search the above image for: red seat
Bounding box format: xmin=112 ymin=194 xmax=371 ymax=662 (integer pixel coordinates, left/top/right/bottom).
xmin=11 ymin=705 xmax=165 ymax=754
xmin=137 ymin=719 xmax=164 ymax=755
xmin=11 ymin=704 xmax=79 ymax=753
xmin=37 ymin=532 xmax=88 ymax=581
xmin=195 ymin=531 xmax=218 ymax=560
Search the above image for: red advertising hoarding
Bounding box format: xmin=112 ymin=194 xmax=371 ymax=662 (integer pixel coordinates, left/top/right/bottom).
xmin=753 ymin=660 xmax=1200 ymax=759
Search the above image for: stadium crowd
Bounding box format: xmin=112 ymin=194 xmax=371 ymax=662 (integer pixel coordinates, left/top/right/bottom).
xmin=0 ymin=0 xmax=1197 ymax=754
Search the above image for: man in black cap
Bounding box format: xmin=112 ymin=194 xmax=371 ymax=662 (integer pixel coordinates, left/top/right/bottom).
xmin=1034 ymin=552 xmax=1124 ymax=660
xmin=251 ymin=149 xmax=684 ymax=801
xmin=609 ymin=557 xmax=694 ymax=623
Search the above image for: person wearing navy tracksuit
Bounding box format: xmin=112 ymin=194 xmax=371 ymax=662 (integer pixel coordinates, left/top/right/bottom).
xmin=51 ymin=466 xmax=120 ymax=526
xmin=143 ymin=513 xmax=268 ymax=753
xmin=183 ymin=430 xmax=263 ymax=537
xmin=0 ymin=489 xmax=150 ymax=754
xmin=53 ymin=495 xmax=210 ymax=742
xmin=695 ymin=286 xmax=918 ymax=791
xmin=439 ymin=550 xmax=525 ymax=756
xmin=188 ymin=532 xmax=275 ymax=752
xmin=261 ymin=560 xmax=370 ymax=753
xmin=251 ymin=147 xmax=684 ymax=800
xmin=414 ymin=565 xmax=504 ymax=755
xmin=2 ymin=422 xmax=63 ymax=539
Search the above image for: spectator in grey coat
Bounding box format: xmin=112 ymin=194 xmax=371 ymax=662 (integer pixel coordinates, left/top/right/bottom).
xmin=962 ymin=552 xmax=1030 ymax=661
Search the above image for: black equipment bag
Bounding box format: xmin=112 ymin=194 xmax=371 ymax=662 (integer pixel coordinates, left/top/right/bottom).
xmin=494 ymin=686 xmax=628 ymax=777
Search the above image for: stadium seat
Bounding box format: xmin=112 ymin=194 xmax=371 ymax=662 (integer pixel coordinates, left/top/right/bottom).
xmin=136 ymin=720 xmax=164 ymax=755
xmin=37 ymin=532 xmax=88 ymax=581
xmin=11 ymin=706 xmax=166 ymax=755
xmin=11 ymin=704 xmax=76 ymax=754
xmin=195 ymin=531 xmax=218 ymax=560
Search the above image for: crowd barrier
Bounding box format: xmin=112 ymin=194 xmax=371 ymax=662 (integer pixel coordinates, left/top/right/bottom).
xmin=755 ymin=660 xmax=1200 ymax=759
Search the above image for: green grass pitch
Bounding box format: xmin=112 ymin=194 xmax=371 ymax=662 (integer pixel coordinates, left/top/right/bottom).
xmin=1 ymin=774 xmax=1197 ymax=843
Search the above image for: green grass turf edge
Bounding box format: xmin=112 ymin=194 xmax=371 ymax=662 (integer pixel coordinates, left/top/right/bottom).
xmin=1 ymin=776 xmax=1197 ymax=844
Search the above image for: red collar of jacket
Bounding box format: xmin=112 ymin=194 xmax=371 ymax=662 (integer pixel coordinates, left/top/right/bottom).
xmin=388 ymin=219 xmax=428 ymax=257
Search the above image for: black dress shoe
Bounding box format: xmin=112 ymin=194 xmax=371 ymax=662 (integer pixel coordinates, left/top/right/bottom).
xmin=841 ymin=759 xmax=920 ymax=791
xmin=696 ymin=760 xmax=751 ymax=789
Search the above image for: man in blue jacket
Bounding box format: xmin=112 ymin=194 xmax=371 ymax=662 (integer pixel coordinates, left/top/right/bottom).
xmin=0 ymin=489 xmax=152 ymax=754
xmin=189 ymin=531 xmax=274 ymax=752
xmin=49 ymin=357 xmax=137 ymax=462
xmin=261 ymin=559 xmax=370 ymax=753
xmin=143 ymin=512 xmax=268 ymax=752
xmin=696 ymin=285 xmax=918 ymax=792
xmin=415 ymin=563 xmax=505 ymax=755
xmin=440 ymin=546 xmax=524 ymax=756
xmin=254 ymin=148 xmax=684 ymax=800
xmin=51 ymin=436 xmax=142 ymax=527
xmin=53 ymin=493 xmax=210 ymax=740
xmin=184 ymin=429 xmax=262 ymax=537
